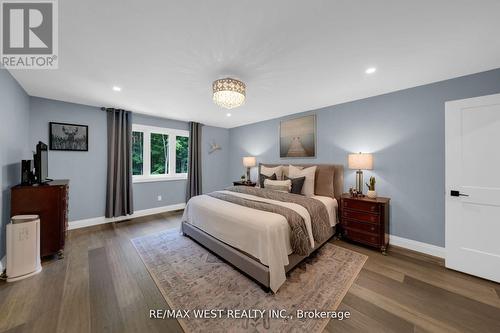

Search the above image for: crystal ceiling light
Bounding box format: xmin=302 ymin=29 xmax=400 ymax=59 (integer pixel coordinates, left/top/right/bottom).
xmin=212 ymin=78 xmax=246 ymax=109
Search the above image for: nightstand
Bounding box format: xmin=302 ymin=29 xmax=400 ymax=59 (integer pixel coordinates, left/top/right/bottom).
xmin=232 ymin=181 xmax=257 ymax=187
xmin=340 ymin=193 xmax=390 ymax=254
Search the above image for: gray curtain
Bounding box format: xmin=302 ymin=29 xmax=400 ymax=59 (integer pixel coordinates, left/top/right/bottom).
xmin=105 ymin=108 xmax=133 ymax=218
xmin=186 ymin=122 xmax=203 ymax=201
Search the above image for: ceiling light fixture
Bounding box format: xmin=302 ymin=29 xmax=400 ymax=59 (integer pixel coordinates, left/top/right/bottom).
xmin=212 ymin=78 xmax=246 ymax=109
xmin=226 ymin=113 xmax=232 ymax=117
xmin=112 ymin=86 xmax=122 ymax=92
xmin=365 ymin=67 xmax=377 ymax=74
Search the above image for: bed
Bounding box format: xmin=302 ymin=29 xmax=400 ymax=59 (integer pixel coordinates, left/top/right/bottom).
xmin=181 ymin=163 xmax=344 ymax=292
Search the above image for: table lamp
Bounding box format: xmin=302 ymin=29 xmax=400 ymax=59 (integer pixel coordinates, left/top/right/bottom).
xmin=242 ymin=156 xmax=256 ymax=182
xmin=348 ymin=153 xmax=373 ymax=194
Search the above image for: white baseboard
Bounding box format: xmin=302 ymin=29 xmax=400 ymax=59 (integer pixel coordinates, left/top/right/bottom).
xmin=68 ymin=205 xmax=445 ymax=258
xmin=68 ymin=203 xmax=186 ymax=230
xmin=390 ymin=235 xmax=445 ymax=258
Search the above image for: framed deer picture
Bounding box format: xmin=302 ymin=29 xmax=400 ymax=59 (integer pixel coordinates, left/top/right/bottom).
xmin=49 ymin=122 xmax=89 ymax=151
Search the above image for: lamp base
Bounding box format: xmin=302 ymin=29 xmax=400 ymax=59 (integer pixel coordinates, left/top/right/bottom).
xmin=356 ymin=170 xmax=363 ymax=194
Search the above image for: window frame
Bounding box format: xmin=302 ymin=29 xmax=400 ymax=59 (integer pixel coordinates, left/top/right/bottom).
xmin=132 ymin=124 xmax=189 ymax=183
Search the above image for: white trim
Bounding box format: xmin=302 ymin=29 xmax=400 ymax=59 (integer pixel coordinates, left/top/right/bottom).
xmin=132 ymin=124 xmax=189 ymax=137
xmin=68 ymin=203 xmax=186 ymax=230
xmin=133 ymin=174 xmax=187 ymax=183
xmin=390 ymin=235 xmax=445 ymax=258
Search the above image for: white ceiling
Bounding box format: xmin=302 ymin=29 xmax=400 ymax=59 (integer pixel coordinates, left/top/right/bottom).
xmin=10 ymin=0 xmax=500 ymax=128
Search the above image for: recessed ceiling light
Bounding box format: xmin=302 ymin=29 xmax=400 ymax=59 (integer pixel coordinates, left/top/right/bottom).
xmin=365 ymin=67 xmax=377 ymax=74
xmin=226 ymin=113 xmax=232 ymax=117
xmin=112 ymin=86 xmax=121 ymax=92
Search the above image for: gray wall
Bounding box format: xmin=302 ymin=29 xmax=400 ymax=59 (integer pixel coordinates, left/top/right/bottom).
xmin=29 ymin=97 xmax=230 ymax=221
xmin=0 ymin=69 xmax=30 ymax=259
xmin=228 ymin=68 xmax=500 ymax=247
xmin=202 ymin=125 xmax=231 ymax=193
xmin=29 ymin=97 xmax=108 ymax=221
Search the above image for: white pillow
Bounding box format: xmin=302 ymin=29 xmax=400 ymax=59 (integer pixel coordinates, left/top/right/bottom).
xmin=288 ymin=165 xmax=316 ymax=197
xmin=264 ymin=179 xmax=292 ymax=192
xmin=260 ymin=165 xmax=283 ymax=180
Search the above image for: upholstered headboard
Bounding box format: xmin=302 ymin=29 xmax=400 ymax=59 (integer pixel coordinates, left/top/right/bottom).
xmin=258 ymin=163 xmax=344 ymax=200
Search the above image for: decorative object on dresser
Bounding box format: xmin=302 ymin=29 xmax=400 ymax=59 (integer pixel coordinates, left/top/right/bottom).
xmin=49 ymin=122 xmax=89 ymax=151
xmin=10 ymin=180 xmax=69 ymax=258
xmin=340 ymin=193 xmax=389 ymax=254
xmin=366 ymin=176 xmax=377 ymax=198
xmin=232 ymin=180 xmax=257 ymax=187
xmin=242 ymin=156 xmax=256 ymax=181
xmin=348 ymin=152 xmax=373 ymax=195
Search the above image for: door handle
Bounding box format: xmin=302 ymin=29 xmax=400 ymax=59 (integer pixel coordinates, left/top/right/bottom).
xmin=450 ymin=190 xmax=469 ymax=197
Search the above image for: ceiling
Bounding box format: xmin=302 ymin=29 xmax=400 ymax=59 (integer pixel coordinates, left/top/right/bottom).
xmin=9 ymin=0 xmax=500 ymax=128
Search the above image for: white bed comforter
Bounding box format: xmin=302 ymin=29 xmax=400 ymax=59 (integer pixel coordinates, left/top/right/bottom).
xmin=181 ymin=191 xmax=337 ymax=292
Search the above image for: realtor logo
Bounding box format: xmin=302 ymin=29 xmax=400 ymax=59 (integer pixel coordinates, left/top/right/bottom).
xmin=1 ymin=0 xmax=58 ymax=69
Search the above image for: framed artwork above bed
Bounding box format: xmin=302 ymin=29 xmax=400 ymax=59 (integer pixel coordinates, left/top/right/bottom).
xmin=280 ymin=114 xmax=316 ymax=158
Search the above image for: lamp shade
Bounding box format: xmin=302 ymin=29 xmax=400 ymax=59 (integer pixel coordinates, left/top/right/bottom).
xmin=348 ymin=153 xmax=373 ymax=170
xmin=242 ymin=156 xmax=256 ymax=168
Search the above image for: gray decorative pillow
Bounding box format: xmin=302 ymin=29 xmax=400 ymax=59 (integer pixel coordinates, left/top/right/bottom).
xmin=285 ymin=176 xmax=306 ymax=195
xmin=259 ymin=173 xmax=277 ymax=187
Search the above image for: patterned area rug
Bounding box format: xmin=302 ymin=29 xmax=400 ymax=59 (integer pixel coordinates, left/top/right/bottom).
xmin=132 ymin=229 xmax=367 ymax=332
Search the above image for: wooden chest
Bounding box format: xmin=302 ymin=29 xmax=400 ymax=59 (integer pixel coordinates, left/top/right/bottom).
xmin=11 ymin=180 xmax=69 ymax=258
xmin=340 ymin=193 xmax=390 ymax=254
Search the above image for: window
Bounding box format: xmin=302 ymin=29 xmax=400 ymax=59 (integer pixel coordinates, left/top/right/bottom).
xmin=176 ymin=136 xmax=189 ymax=173
xmin=132 ymin=124 xmax=189 ymax=182
xmin=132 ymin=131 xmax=144 ymax=176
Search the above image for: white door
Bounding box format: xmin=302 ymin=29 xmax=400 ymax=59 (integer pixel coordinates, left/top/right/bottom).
xmin=445 ymin=93 xmax=500 ymax=283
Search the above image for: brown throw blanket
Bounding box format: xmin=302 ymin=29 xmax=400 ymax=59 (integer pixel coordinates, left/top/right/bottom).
xmin=208 ymin=191 xmax=311 ymax=255
xmin=228 ymin=186 xmax=332 ymax=244
xmin=208 ymin=187 xmax=332 ymax=255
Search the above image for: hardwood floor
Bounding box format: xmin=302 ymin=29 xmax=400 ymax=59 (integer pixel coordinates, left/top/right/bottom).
xmin=1 ymin=211 xmax=499 ymax=332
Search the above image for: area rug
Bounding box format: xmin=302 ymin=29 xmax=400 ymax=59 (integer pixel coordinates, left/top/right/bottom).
xmin=132 ymin=229 xmax=367 ymax=332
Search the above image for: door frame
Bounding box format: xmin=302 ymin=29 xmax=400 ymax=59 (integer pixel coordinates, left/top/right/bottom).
xmin=445 ymin=92 xmax=500 ymax=279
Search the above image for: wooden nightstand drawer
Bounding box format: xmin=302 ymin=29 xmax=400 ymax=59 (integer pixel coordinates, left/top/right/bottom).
xmin=342 ymin=209 xmax=380 ymax=224
xmin=342 ymin=199 xmax=380 ymax=214
xmin=343 ymin=228 xmax=381 ymax=246
xmin=342 ymin=219 xmax=379 ymax=234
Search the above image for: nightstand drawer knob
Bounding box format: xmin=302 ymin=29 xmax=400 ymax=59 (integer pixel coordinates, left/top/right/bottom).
xmin=370 ymin=226 xmax=375 ymax=231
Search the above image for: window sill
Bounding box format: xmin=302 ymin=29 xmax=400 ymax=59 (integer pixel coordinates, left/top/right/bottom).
xmin=133 ymin=175 xmax=188 ymax=183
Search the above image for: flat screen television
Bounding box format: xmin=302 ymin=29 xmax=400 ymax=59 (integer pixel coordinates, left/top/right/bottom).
xmin=34 ymin=141 xmax=48 ymax=184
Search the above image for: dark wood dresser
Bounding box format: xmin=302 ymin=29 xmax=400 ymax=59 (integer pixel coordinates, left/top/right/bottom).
xmin=11 ymin=180 xmax=69 ymax=258
xmin=340 ymin=193 xmax=390 ymax=254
